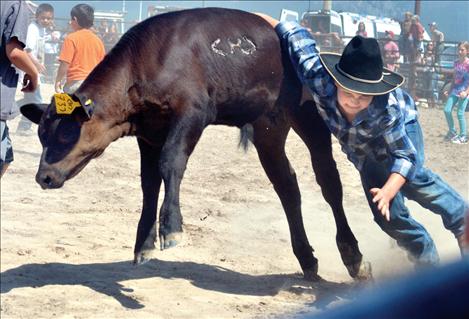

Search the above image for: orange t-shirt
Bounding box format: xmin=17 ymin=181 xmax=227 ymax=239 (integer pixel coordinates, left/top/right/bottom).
xmin=58 ymin=29 xmax=105 ymax=82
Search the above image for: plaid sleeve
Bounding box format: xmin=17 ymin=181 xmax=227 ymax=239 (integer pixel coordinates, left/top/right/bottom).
xmin=275 ymin=22 xmax=335 ymax=97
xmin=382 ymin=105 xmax=418 ymax=181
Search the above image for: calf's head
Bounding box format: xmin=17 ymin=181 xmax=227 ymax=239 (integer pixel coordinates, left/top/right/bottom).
xmin=21 ymin=93 xmax=125 ymax=189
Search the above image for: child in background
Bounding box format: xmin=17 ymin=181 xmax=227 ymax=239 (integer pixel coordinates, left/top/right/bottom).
xmin=55 ymin=3 xmax=105 ymax=94
xmin=16 ymin=3 xmax=55 ymax=135
xmin=443 ymin=41 xmax=469 ymax=144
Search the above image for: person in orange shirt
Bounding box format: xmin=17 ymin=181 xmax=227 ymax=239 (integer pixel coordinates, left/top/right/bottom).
xmin=54 ymin=4 xmax=105 ymax=93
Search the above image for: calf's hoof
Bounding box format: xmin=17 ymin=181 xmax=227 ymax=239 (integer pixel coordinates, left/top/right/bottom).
xmin=133 ymin=249 xmax=154 ymax=265
xmin=159 ymin=232 xmax=183 ymax=250
xmin=346 ymin=260 xmax=373 ymax=281
xmin=303 ymin=263 xmax=321 ymax=281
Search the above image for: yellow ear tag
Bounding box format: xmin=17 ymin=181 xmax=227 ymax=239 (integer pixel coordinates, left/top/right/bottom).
xmin=54 ymin=93 xmax=81 ymax=114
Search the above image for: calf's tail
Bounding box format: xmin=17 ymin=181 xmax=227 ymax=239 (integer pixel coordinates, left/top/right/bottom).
xmin=238 ymin=124 xmax=254 ymax=152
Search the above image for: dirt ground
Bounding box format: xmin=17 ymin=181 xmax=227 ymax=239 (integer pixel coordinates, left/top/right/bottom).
xmin=1 ymin=84 xmax=468 ymax=318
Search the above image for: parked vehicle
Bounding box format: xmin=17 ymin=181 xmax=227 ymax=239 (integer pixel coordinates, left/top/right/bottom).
xmin=300 ymin=9 xmax=430 ymax=43
xmin=438 ymin=42 xmax=458 ymax=69
xmin=147 ymin=5 xmax=184 ymax=18
xmin=95 ymin=11 xmax=126 ymax=34
xmin=339 ymin=12 xmax=376 ymax=39
xmin=279 ymin=9 xmax=299 ymax=22
xmin=301 ymin=10 xmax=342 ymax=35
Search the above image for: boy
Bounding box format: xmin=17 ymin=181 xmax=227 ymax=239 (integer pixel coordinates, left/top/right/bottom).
xmin=16 ymin=3 xmax=55 ymax=135
xmin=55 ymin=3 xmax=105 ymax=94
xmin=256 ymin=14 xmax=467 ymax=266
xmin=1 ymin=0 xmax=39 ymax=177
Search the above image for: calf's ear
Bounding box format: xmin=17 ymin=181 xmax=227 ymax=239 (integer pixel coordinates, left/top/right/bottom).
xmin=20 ymin=103 xmax=47 ymax=124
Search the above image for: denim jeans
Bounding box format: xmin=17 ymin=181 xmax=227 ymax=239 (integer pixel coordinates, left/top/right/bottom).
xmin=360 ymin=119 xmax=467 ymax=266
xmin=444 ymin=94 xmax=469 ymax=137
xmin=1 ymin=120 xmax=14 ymax=171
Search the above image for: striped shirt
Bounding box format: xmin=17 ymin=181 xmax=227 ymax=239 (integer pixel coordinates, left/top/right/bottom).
xmin=276 ymin=21 xmax=420 ymax=181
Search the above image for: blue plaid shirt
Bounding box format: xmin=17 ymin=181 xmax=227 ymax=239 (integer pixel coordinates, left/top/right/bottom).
xmin=276 ymin=21 xmax=419 ymax=181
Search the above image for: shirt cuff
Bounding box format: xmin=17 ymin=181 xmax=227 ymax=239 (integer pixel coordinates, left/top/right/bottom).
xmin=275 ymin=21 xmax=302 ymax=38
xmin=391 ymin=158 xmax=416 ymax=181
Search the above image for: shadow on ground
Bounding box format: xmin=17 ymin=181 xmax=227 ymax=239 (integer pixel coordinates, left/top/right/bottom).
xmin=1 ymin=259 xmax=357 ymax=309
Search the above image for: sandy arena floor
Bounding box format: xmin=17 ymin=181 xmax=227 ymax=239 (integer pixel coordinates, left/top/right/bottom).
xmin=1 ymin=83 xmax=468 ymax=318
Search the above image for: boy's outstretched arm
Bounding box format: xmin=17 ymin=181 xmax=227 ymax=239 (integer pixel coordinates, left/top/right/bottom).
xmin=370 ymin=173 xmax=406 ymax=222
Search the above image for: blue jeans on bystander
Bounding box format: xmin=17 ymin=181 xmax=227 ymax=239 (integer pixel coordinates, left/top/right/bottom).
xmin=444 ymin=94 xmax=468 ymax=137
xmin=1 ymin=120 xmax=14 ymax=173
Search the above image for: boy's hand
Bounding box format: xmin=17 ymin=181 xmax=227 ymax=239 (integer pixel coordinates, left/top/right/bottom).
xmin=369 ymin=173 xmax=405 ymax=222
xmin=370 ymin=188 xmax=391 ymax=221
xmin=54 ymin=81 xmax=63 ymax=93
xmin=253 ymin=13 xmax=280 ymax=28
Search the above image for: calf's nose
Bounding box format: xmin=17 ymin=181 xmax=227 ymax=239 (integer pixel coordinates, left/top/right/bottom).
xmin=36 ymin=173 xmax=53 ymax=189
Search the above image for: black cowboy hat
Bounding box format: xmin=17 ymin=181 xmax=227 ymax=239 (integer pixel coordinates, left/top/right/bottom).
xmin=319 ymin=35 xmax=405 ymax=95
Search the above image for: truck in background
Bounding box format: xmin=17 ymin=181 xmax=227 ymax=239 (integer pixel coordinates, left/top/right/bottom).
xmin=300 ymin=9 xmax=430 ymax=44
xmin=147 ymin=5 xmax=185 ymax=18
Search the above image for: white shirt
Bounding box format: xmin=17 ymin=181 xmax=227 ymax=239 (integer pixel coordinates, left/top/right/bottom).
xmin=25 ymin=21 xmax=47 ymax=63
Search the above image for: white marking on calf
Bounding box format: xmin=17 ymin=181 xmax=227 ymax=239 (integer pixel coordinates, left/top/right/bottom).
xmin=211 ymin=36 xmax=257 ymax=56
xmin=211 ymin=39 xmax=226 ymax=56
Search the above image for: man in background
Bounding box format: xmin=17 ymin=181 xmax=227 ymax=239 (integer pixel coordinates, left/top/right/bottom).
xmin=383 ymin=30 xmax=400 ymax=72
xmin=1 ymin=0 xmax=39 ymax=177
xmin=429 ymin=22 xmax=445 ymax=63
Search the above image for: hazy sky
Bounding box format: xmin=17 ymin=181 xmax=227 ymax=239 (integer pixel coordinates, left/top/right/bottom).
xmin=34 ymin=0 xmax=468 ymax=42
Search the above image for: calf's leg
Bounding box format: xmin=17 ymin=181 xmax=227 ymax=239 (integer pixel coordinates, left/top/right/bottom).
xmin=251 ymin=117 xmax=320 ymax=281
xmin=134 ymin=138 xmax=163 ymax=264
xmin=158 ymin=106 xmax=211 ymax=249
xmin=291 ymin=100 xmax=371 ymax=280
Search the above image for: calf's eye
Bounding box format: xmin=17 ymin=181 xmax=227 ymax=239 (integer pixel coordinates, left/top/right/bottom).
xmin=56 ymin=119 xmax=80 ymax=144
